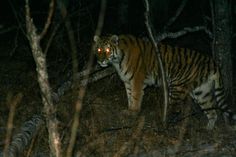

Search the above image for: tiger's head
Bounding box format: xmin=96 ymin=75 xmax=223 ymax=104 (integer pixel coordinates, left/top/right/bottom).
xmin=93 ymin=35 xmax=120 ymax=67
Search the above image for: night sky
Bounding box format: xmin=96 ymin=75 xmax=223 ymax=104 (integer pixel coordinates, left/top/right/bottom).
xmin=0 ymin=0 xmax=235 ymax=67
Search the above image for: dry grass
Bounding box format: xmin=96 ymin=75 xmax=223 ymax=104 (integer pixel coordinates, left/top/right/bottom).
xmin=0 ymin=62 xmax=236 ymax=156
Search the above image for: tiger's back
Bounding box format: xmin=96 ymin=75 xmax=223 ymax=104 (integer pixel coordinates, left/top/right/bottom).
xmin=94 ymin=34 xmax=235 ymax=129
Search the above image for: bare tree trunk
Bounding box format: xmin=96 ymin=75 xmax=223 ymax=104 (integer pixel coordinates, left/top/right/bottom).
xmin=213 ymin=0 xmax=233 ymax=105
xmin=25 ymin=0 xmax=62 ymax=156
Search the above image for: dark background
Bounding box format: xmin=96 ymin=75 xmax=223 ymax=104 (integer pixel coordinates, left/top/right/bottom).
xmin=0 ymin=0 xmax=236 ymax=98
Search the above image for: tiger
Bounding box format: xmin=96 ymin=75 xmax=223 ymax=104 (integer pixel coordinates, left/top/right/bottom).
xmin=93 ymin=34 xmax=236 ymax=130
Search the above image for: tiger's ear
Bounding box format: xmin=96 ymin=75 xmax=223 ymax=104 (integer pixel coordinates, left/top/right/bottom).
xmin=110 ymin=35 xmax=119 ymax=45
xmin=93 ymin=35 xmax=100 ymax=43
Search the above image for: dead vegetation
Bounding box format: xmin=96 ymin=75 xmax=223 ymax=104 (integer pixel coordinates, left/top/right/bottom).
xmin=1 ymin=67 xmax=236 ymax=156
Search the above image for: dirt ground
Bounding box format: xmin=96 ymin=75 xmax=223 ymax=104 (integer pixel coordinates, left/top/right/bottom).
xmin=1 ymin=57 xmax=236 ymax=157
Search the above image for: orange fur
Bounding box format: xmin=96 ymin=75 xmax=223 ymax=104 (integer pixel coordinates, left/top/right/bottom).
xmin=94 ymin=34 xmax=235 ymax=129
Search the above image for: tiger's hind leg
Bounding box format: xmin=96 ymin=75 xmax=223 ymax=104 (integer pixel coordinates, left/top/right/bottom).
xmin=213 ymin=72 xmax=236 ymax=125
xmin=191 ymin=80 xmax=218 ymax=130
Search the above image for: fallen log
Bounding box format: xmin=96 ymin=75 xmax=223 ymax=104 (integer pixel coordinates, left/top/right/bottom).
xmin=53 ymin=66 xmax=115 ymax=102
xmin=0 ymin=115 xmax=44 ymax=157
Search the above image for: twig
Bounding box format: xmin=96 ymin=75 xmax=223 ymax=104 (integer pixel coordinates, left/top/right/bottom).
xmin=0 ymin=26 xmax=18 ymax=34
xmin=157 ymin=26 xmax=213 ymax=42
xmin=44 ymin=6 xmax=75 ymax=55
xmin=25 ymin=0 xmax=61 ymax=156
xmin=3 ymin=93 xmax=23 ymax=157
xmin=163 ymin=0 xmax=189 ymax=30
xmin=44 ymin=21 xmax=61 ymax=55
xmin=7 ymin=0 xmax=27 ymax=37
xmin=210 ymin=0 xmax=216 ymax=58
xmin=94 ymin=0 xmax=107 ymax=36
xmin=9 ymin=28 xmax=19 ymax=57
xmin=59 ymin=1 xmax=79 ymax=83
xmin=144 ymin=0 xmax=169 ymax=124
xmin=39 ymin=0 xmax=55 ymax=40
xmin=66 ymin=0 xmax=107 ymax=157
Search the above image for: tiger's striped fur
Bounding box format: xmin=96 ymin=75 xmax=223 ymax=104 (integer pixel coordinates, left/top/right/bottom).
xmin=93 ymin=34 xmax=235 ymax=129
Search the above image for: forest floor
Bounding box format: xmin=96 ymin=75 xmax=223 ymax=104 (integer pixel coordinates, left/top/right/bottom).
xmin=1 ymin=56 xmax=236 ymax=157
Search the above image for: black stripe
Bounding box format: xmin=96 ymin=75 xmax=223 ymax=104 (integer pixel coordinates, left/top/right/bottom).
xmin=129 ymin=53 xmax=142 ymax=80
xmin=198 ymin=101 xmax=208 ymax=106
xmin=194 ymin=91 xmax=202 ymax=96
xmin=123 ymin=49 xmax=132 ymax=74
xmin=177 ymin=50 xmax=200 ymax=83
xmin=132 ymin=95 xmax=138 ymax=101
xmin=119 ymin=50 xmax=125 ymax=69
xmin=149 ymin=43 xmax=155 ymax=71
xmin=178 ymin=48 xmax=193 ymax=79
xmin=203 ymin=92 xmax=212 ymax=99
xmin=206 ymin=57 xmax=211 ymax=77
xmin=142 ymin=40 xmax=147 ymax=55
xmin=215 ymin=87 xmax=224 ymax=93
xmin=120 ymin=38 xmax=128 ymax=47
xmin=169 ymin=48 xmax=177 ymax=78
xmin=173 ymin=47 xmax=183 ymax=77
xmin=136 ymin=37 xmax=143 ymax=53
xmin=215 ymin=90 xmax=224 ymax=98
xmin=217 ymin=98 xmax=226 ymax=108
xmin=127 ymin=35 xmax=135 ymax=45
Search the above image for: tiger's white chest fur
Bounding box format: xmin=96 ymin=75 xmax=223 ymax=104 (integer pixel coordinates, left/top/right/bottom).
xmin=112 ymin=62 xmax=129 ymax=82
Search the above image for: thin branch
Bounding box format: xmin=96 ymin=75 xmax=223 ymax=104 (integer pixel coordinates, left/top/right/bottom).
xmin=210 ymin=0 xmax=216 ymax=58
xmin=43 ymin=6 xmax=74 ymax=55
xmin=7 ymin=0 xmax=27 ymax=37
xmin=3 ymin=93 xmax=23 ymax=157
xmin=94 ymin=0 xmax=107 ymax=36
xmin=0 ymin=26 xmax=18 ymax=34
xmin=66 ymin=0 xmax=107 ymax=157
xmin=58 ymin=1 xmax=79 ymax=83
xmin=39 ymin=0 xmax=55 ymax=40
xmin=157 ymin=26 xmax=213 ymax=42
xmin=9 ymin=28 xmax=19 ymax=57
xmin=144 ymin=0 xmax=169 ymax=124
xmin=44 ymin=21 xmax=61 ymax=55
xmin=163 ymin=0 xmax=189 ymax=30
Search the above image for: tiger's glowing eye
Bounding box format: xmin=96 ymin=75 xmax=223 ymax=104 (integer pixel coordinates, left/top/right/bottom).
xmin=97 ymin=48 xmax=102 ymax=53
xmin=105 ymin=48 xmax=110 ymax=54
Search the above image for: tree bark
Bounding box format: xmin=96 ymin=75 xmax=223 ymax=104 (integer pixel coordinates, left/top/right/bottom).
xmin=213 ymin=0 xmax=233 ymax=105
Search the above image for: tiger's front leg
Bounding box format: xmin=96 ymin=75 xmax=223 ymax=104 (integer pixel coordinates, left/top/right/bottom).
xmin=125 ymin=75 xmax=145 ymax=112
